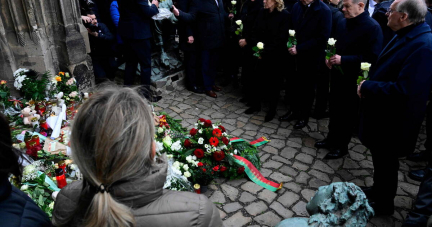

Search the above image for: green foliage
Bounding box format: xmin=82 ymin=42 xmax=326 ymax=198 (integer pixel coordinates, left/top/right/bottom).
xmin=22 ymin=173 xmax=55 ymax=217
xmin=287 ymin=36 xmax=297 ymax=48
xmin=20 ymin=71 xmax=51 ymax=101
xmin=161 ymin=112 xmax=187 ymax=133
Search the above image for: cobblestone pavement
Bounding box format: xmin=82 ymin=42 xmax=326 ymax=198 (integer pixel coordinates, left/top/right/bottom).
xmin=155 ymin=83 xmax=428 ymax=227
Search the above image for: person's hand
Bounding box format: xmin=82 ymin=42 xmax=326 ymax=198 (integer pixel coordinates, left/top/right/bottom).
xmin=325 ymin=59 xmax=332 ymax=69
xmin=87 ymin=28 xmax=98 ymax=37
xmin=357 ymin=80 xmax=365 ymax=98
xmin=81 ymin=15 xmax=92 ymax=23
xmin=172 ymin=5 xmax=180 ymax=16
xmin=239 ymin=39 xmax=247 ymax=48
xmin=329 ymin=54 xmax=341 ymax=65
xmin=229 ymin=13 xmax=234 ymax=19
xmin=288 ymin=45 xmax=297 ymax=55
xmin=152 ymin=0 xmax=159 ymax=8
xmin=188 ymin=36 xmax=194 ymax=44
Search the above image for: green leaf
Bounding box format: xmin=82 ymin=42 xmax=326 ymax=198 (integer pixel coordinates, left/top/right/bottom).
xmin=252 ymin=46 xmax=259 ymax=52
xmin=38 ymin=195 xmax=44 ymax=206
xmin=235 ymin=31 xmax=240 ymax=35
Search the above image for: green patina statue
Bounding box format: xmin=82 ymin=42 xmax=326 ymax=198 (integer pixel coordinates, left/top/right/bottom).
xmin=276 ymin=182 xmax=375 ymax=227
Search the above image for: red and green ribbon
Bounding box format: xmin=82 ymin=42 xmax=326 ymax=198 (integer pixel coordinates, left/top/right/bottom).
xmin=250 ymin=137 xmax=270 ymax=147
xmin=233 ymin=155 xmax=283 ymax=192
xmin=229 ymin=137 xmax=245 ymax=143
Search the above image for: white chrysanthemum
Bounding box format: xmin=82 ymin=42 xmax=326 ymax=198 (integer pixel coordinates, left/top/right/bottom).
xmin=222 ymin=132 xmax=228 ymax=136
xmin=184 ymin=171 xmax=191 ymax=178
xmin=198 ymin=138 xmax=204 ymax=144
xmin=171 ymin=140 xmax=182 ymax=151
xmin=156 ymin=141 xmax=164 ymax=152
xmin=212 ymin=124 xmax=218 ymax=129
xmin=69 ymin=164 xmax=78 ymax=170
xmin=13 ymin=68 xmax=29 ymax=78
xmin=205 ymin=144 xmax=210 ymax=149
xmin=186 ymin=155 xmax=193 ymax=163
xmin=183 ymin=164 xmax=189 ymax=171
xmin=192 ymin=156 xmax=197 ymax=160
xmin=157 ymin=127 xmax=164 ymax=134
xmin=194 ymin=123 xmax=198 ymax=127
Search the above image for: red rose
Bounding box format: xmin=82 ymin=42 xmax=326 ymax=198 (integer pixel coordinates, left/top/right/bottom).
xmin=204 ymin=119 xmax=212 ymax=127
xmin=220 ymin=166 xmax=227 ymax=172
xmin=213 ymin=150 xmax=225 ymax=161
xmin=237 ymin=167 xmax=245 ymax=174
xmin=198 ymin=118 xmax=206 ymax=122
xmin=218 ymin=125 xmax=226 ymax=133
xmin=212 ymin=128 xmax=222 ymax=138
xmin=222 ymin=137 xmax=229 ymax=146
xmin=213 ymin=165 xmax=219 ymax=171
xmin=194 ymin=149 xmax=205 ymax=158
xmin=198 ymin=162 xmax=204 ymax=167
xmin=184 ymin=139 xmax=192 ymax=148
xmin=209 ymin=137 xmax=219 ymax=147
xmin=190 ymin=128 xmax=198 ymax=136
xmin=202 ymin=168 xmax=206 ymax=172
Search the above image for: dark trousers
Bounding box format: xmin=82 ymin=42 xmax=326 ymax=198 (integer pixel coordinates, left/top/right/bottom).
xmin=201 ymin=49 xmax=220 ymax=91
xmin=314 ymin=65 xmax=330 ymax=114
xmin=290 ymin=68 xmax=318 ymax=119
xmin=222 ymin=36 xmax=240 ymax=80
xmin=123 ymin=38 xmax=152 ymax=86
xmin=92 ymin=56 xmax=114 ymax=79
xmin=241 ymin=47 xmax=256 ymax=99
xmin=184 ymin=50 xmax=201 ymax=87
xmin=425 ymin=101 xmax=432 ymax=150
xmin=327 ymin=80 xmax=359 ymax=149
xmin=404 ymin=166 xmax=432 ymax=226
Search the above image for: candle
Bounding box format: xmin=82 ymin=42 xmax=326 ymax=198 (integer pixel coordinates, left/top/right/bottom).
xmin=194 ymin=184 xmax=201 ymax=194
xmin=55 ymin=168 xmax=67 ymax=189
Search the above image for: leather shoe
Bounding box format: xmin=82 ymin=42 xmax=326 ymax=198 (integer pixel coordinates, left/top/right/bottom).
xmin=188 ymin=86 xmax=204 ymax=94
xmin=265 ymin=111 xmax=276 ymax=122
xmin=244 ymin=106 xmax=261 ymax=114
xmin=279 ymin=111 xmax=298 ymax=122
xmin=212 ymin=85 xmax=222 ymax=92
xmin=324 ymin=148 xmax=348 ymax=159
xmin=205 ymin=90 xmax=217 ymax=98
xmin=315 ymin=139 xmax=333 ymax=149
xmin=408 ymin=169 xmax=425 ymax=181
xmin=407 ymin=150 xmax=431 ymax=162
xmin=294 ymin=119 xmax=308 ymax=129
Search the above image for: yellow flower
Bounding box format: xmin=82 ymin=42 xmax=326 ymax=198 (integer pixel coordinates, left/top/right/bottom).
xmin=257 ymin=42 xmax=264 ymax=50
xmin=59 ymin=72 xmax=65 ymax=76
xmin=0 ymin=80 xmax=6 ymax=85
xmin=361 ymin=62 xmax=372 ymax=71
xmin=55 ymin=76 xmax=62 ymax=82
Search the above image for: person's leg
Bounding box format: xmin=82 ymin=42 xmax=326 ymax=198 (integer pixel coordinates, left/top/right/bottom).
xmin=130 ymin=38 xmax=152 ymax=86
xmin=201 ymin=50 xmax=212 ymax=91
xmin=122 ymin=39 xmax=138 ymax=86
xmin=313 ymin=65 xmax=330 ymax=118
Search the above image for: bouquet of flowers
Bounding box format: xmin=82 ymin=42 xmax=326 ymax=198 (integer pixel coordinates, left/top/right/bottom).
xmin=235 ymin=20 xmax=243 ymax=37
xmin=13 ymin=69 xmax=51 ymax=101
xmin=229 ymin=1 xmax=237 ymax=15
xmin=357 ymin=62 xmax=371 ymax=85
xmin=0 ymin=80 xmax=11 ymax=107
xmin=253 ymin=42 xmax=264 ymax=59
xmin=287 ymin=30 xmax=297 ymax=48
xmin=51 ymin=72 xmax=80 ymax=105
xmin=325 ymin=38 xmax=344 ymax=75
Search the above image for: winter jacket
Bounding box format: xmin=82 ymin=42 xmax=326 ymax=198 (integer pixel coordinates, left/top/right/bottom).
xmin=0 ymin=177 xmax=51 ymax=227
xmin=52 ymin=163 xmax=222 ymax=227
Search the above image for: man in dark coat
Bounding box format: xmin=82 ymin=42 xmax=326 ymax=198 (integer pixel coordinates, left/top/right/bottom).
xmin=173 ymin=0 xmax=227 ymax=98
xmin=118 ymin=0 xmax=162 ymax=102
xmin=175 ymin=0 xmax=204 ymax=94
xmin=279 ymin=0 xmax=332 ymax=129
xmin=315 ymin=0 xmax=383 ymax=159
xmin=358 ymin=0 xmax=432 ymax=215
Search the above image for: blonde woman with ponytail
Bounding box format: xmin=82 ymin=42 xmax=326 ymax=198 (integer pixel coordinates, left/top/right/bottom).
xmin=52 ymin=85 xmax=222 ymax=227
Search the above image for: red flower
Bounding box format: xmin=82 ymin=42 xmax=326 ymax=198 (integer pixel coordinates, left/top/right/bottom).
xmin=220 ymin=166 xmax=227 ymax=172
xmin=198 ymin=162 xmax=204 ymax=167
xmin=212 ymin=129 xmax=222 ymax=138
xmin=190 ymin=128 xmax=198 ymax=136
xmin=218 ymin=125 xmax=226 ymax=133
xmin=184 ymin=139 xmax=192 ymax=148
xmin=222 ymin=137 xmax=229 ymax=146
xmin=198 ymin=118 xmax=206 ymax=122
xmin=213 ymin=165 xmax=220 ymax=171
xmin=204 ymin=119 xmax=212 ymax=127
xmin=213 ymin=150 xmax=225 ymax=161
xmin=237 ymin=167 xmax=245 ymax=174
xmin=194 ymin=149 xmax=205 ymax=158
xmin=202 ymin=168 xmax=206 ymax=172
xmin=209 ymin=137 xmax=219 ymax=147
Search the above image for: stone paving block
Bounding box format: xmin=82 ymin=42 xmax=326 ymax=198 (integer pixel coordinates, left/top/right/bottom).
xmin=349 ymin=150 xmax=366 ymax=161
xmin=295 ymin=153 xmax=314 ymax=164
xmin=309 ymin=178 xmax=328 ymax=189
xmin=239 ymin=191 xmax=256 ymax=203
xmin=303 ymin=137 xmax=316 ymax=148
xmin=287 ymin=140 xmax=302 ymax=148
xmin=293 ymin=162 xmax=309 ymax=171
xmin=244 ymin=123 xmax=260 ymax=131
xmin=254 ymin=211 xmax=282 ymax=226
xmin=283 ymin=182 xmax=302 ymax=193
xmin=312 ymin=160 xmax=335 ymax=174
xmin=292 ymin=201 xmax=309 ymax=216
xmin=308 ymin=170 xmax=331 ymax=183
xmin=260 ymin=168 xmax=272 ymax=177
xmin=277 ymin=128 xmax=292 ymax=137
xmin=279 ymin=166 xmax=299 ymax=177
xmin=343 ymin=158 xmax=360 ymax=169
xmin=223 ymin=202 xmax=243 ymax=213
xmin=227 ymin=178 xmax=247 ymax=187
xmin=309 ymin=132 xmax=325 ymax=140
xmin=277 ymin=191 xmax=300 ymax=207
xmin=365 ymin=177 xmax=374 ymax=187
xmin=223 ymin=211 xmax=252 ymax=227
xmin=258 ymin=189 xmax=278 ymax=204
xmin=270 ymin=201 xmax=294 ymax=219
xmin=295 ymin=172 xmax=310 ymax=184
xmin=360 ymin=160 xmax=374 ymax=169
xmin=398 ymin=182 xmax=420 ymax=197
xmin=262 ymin=160 xmax=283 ymax=169
xmin=263 ymin=122 xmax=279 ymax=129
xmin=332 ymin=176 xmax=343 ymax=183
xmin=262 ymin=146 xmax=279 ymax=155
xmin=272 ymin=155 xmax=292 ymax=165
xmin=221 ymin=184 xmax=239 ymax=201
xmin=350 ymin=170 xmax=371 ymax=176
xmin=270 ymin=172 xmax=293 ymax=182
xmin=245 ymin=201 xmax=268 ymax=216
xmin=337 ymin=169 xmax=355 ymax=181
xmin=350 ymin=179 xmax=365 ymax=187
xmin=237 ymin=121 xmax=246 ymax=128
xmin=260 ymin=153 xmax=271 ymax=162
xmin=210 ymin=191 xmax=226 ymax=204
xmin=241 ymin=182 xmax=264 ymax=194
xmin=370 ymin=216 xmax=395 ymax=227
xmin=301 ymin=147 xmax=317 ymax=156
xmin=281 ymin=147 xmax=297 ymax=160
xmin=251 ymin=120 xmax=263 ymax=125
xmin=395 ymin=196 xmax=414 ymax=209
xmin=245 ymin=130 xmax=257 ymax=137
xmin=219 ymin=209 xmax=227 ymax=219
xmin=352 ymin=144 xmax=367 ymax=153
xmin=301 ymin=189 xmax=316 ymax=202
xmin=270 ymin=139 xmax=286 ymax=149
xmin=231 ymin=129 xmax=244 ymax=137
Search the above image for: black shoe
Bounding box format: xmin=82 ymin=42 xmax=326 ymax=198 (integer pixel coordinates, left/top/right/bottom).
xmin=294 ymin=119 xmax=308 ymax=129
xmin=324 ymin=148 xmax=348 ymax=159
xmin=279 ymin=111 xmax=298 ymax=122
xmin=369 ymin=201 xmax=395 ymax=216
xmin=360 ymin=186 xmax=375 ymax=200
xmin=408 ymin=169 xmax=426 ymax=182
xmin=315 ymin=139 xmax=333 ymax=149
xmin=312 ymin=111 xmax=330 ymax=120
xmin=265 ymin=111 xmax=276 ymax=122
xmin=245 ymin=106 xmax=261 ymax=114
xmin=407 ymin=150 xmax=431 ymax=162
xmin=188 ymin=86 xmax=205 ymax=94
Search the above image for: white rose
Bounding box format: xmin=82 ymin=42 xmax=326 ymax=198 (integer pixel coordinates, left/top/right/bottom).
xmin=157 ymin=127 xmax=164 ymax=134
xmin=289 ymin=30 xmax=296 ymax=37
xmin=236 ymin=20 xmax=242 ymax=25
xmin=183 ymin=164 xmax=189 ymax=171
xmin=184 ymin=171 xmax=191 ymax=178
xmin=194 ymin=123 xmax=198 ymax=127
xmin=20 ymin=185 xmax=29 ymax=191
xmin=199 ymin=129 xmax=203 ymax=134
xmin=328 ymin=38 xmax=337 ymax=46
xmin=198 ymin=138 xmax=204 ymax=144
xmin=192 ymin=155 xmax=197 ymax=160
xmin=171 ymin=141 xmax=182 ymax=151
xmin=361 ymin=62 xmax=372 ymax=71
xmin=231 ymin=0 xmax=236 ymax=4
xmin=234 ymin=149 xmax=238 ymax=155
xmin=186 ymin=155 xmax=192 ymax=163
xmin=156 ymin=141 xmax=164 ymax=152
xmin=163 ymin=136 xmax=172 ymax=147
xmin=257 ymin=42 xmax=264 ymax=50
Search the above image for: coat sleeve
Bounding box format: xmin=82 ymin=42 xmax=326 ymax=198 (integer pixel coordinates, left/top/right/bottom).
xmin=361 ymin=47 xmax=432 ymax=98
xmin=110 ymin=1 xmax=120 ymax=27
xmin=197 ymin=194 xmax=223 ymax=227
xmin=178 ymin=0 xmax=197 ymax=22
xmin=98 ymin=23 xmax=114 ymax=40
xmin=263 ymin=13 xmax=290 ymax=56
xmin=137 ymin=0 xmax=159 ymax=18
xmin=296 ymin=8 xmax=332 ymax=54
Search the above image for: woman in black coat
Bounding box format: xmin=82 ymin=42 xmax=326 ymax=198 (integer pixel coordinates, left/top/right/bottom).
xmin=244 ymin=0 xmax=291 ymax=122
xmin=0 ymin=113 xmax=51 ymax=227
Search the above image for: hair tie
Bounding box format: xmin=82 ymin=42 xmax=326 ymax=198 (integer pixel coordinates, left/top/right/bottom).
xmin=96 ymin=184 xmax=110 ymax=193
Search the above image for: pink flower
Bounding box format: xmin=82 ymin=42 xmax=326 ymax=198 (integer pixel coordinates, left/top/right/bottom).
xmin=66 ymin=78 xmax=75 ymax=86
xmin=69 ymin=91 xmax=78 ymax=98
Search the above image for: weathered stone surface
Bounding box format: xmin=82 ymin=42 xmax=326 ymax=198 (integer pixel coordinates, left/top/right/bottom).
xmin=295 ymin=153 xmax=314 ymax=164
xmin=223 ymin=202 xmax=243 ymax=213
xmin=309 ymin=178 xmax=328 ymax=189
xmin=308 ymin=170 xmax=331 ymax=183
xmin=293 ymin=162 xmax=309 ymax=171
xmin=270 ymin=172 xmax=293 ymax=183
xmin=301 ymin=147 xmax=317 ymax=156
xmin=281 ymin=147 xmax=297 ymax=160
xmin=292 ymin=201 xmax=309 ymax=216
xmin=223 ymin=211 xmax=252 ymax=227
xmin=312 ymin=160 xmax=335 ymax=174
xmin=210 ymin=191 xmax=226 ymax=204
xmin=301 ymin=189 xmax=316 ymax=202
xmin=241 ymin=182 xmax=264 ymax=194
xmin=258 ymin=190 xmax=278 ymax=204
xmin=221 ymin=184 xmax=239 ymax=201
xmin=272 ymin=155 xmax=292 ymax=165
xmin=343 ymin=158 xmax=361 ymax=169
xmin=295 ymin=171 xmax=311 ymax=184
xmin=277 ymin=191 xmax=300 ymax=207
xmin=239 ymin=192 xmax=256 ymax=203
xmin=263 ymin=160 xmax=283 ymax=169
xmin=395 ymin=196 xmax=413 ymax=209
xmin=279 ymin=166 xmax=299 ymax=177
xmin=349 ymin=150 xmax=366 ymax=161
xmin=245 ymin=201 xmax=268 ymax=216
xmin=352 ymin=145 xmax=368 ymax=153
xmin=270 ymin=201 xmax=294 ymax=219
xmin=219 ymin=209 xmax=227 ymax=219
xmin=263 ymin=146 xmax=279 ymax=155
xmin=254 ymin=211 xmax=282 ymax=226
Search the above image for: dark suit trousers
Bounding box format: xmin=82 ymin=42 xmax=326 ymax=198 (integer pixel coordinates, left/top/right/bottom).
xmin=123 ymin=38 xmax=152 ymax=86
xmin=314 ymin=65 xmax=330 ymax=114
xmin=201 ymin=49 xmax=220 ymax=91
xmin=241 ymin=47 xmax=256 ymax=98
xmin=403 ymin=167 xmax=432 ymax=226
xmin=371 ymin=146 xmax=399 ymax=205
xmin=184 ymin=50 xmax=200 ymax=87
xmin=290 ymin=67 xmax=318 ymax=119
